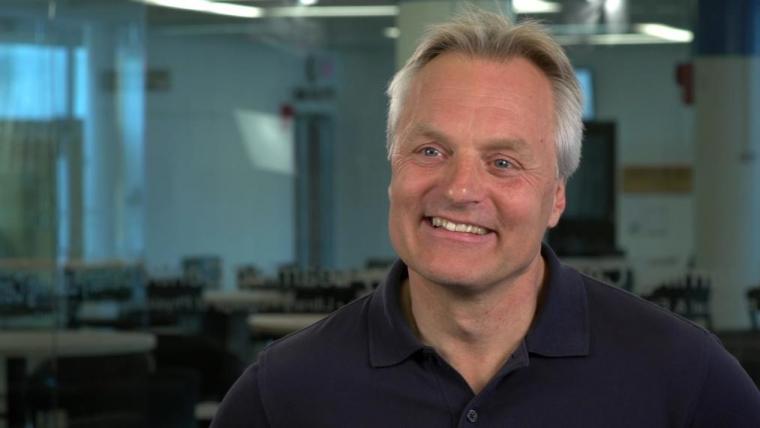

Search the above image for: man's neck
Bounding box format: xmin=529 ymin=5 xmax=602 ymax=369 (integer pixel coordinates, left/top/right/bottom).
xmin=401 ymin=255 xmax=547 ymax=394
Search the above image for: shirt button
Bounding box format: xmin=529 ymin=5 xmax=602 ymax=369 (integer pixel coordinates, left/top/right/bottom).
xmin=466 ymin=409 xmax=478 ymax=423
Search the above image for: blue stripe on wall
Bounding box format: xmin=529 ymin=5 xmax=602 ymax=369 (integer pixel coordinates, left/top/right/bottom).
xmin=696 ymin=0 xmax=760 ymax=55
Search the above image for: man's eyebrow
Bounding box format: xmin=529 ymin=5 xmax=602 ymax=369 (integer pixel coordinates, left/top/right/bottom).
xmin=405 ymin=123 xmax=449 ymax=143
xmin=481 ymin=138 xmax=532 ymax=155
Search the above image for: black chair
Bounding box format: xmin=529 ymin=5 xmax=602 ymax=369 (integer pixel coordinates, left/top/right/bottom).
xmin=747 ymin=287 xmax=760 ymax=330
xmin=149 ymin=366 xmax=200 ymax=428
xmin=23 ymin=353 xmax=151 ymax=428
xmin=64 ymin=264 xmax=145 ymax=329
xmin=152 ymin=333 xmax=244 ymax=403
xmin=644 ymin=273 xmax=713 ymax=329
xmin=0 ymin=272 xmax=55 ymax=318
xmin=293 ymin=284 xmax=362 ymax=313
xmin=146 ymin=278 xmax=204 ymax=327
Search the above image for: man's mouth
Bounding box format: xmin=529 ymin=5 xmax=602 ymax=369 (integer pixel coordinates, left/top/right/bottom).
xmin=429 ymin=216 xmax=489 ymax=236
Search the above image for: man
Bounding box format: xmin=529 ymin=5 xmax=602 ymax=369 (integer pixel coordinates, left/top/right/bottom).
xmin=212 ymin=8 xmax=760 ymax=427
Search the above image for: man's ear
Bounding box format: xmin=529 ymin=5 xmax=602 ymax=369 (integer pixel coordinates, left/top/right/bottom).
xmin=547 ymin=180 xmax=566 ymax=229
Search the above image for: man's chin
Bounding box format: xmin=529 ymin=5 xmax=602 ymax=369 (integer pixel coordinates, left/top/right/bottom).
xmin=408 ymin=265 xmax=496 ymax=294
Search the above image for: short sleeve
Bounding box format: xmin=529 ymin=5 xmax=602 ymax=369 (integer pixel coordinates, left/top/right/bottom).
xmin=687 ymin=335 xmax=760 ymax=427
xmin=210 ymin=363 xmax=271 ymax=428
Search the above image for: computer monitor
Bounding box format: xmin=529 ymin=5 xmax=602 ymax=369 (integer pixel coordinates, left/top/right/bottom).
xmin=548 ymin=121 xmax=618 ymax=256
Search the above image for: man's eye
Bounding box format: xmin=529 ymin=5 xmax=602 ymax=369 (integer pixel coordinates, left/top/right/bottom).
xmin=421 ymin=147 xmax=440 ymax=157
xmin=494 ymin=159 xmax=512 ymax=169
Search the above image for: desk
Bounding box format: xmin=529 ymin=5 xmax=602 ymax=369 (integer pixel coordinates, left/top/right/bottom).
xmin=247 ymin=313 xmax=328 ymax=337
xmin=0 ymin=329 xmax=156 ymax=428
xmin=203 ymin=290 xmax=293 ymax=313
xmin=0 ymin=330 xmax=155 ymax=359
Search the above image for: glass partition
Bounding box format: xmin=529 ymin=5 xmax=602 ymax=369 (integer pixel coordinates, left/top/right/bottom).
xmin=1 ymin=0 xmax=149 ymax=426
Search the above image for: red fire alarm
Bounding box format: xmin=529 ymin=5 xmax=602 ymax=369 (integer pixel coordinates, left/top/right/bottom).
xmin=675 ymin=63 xmax=693 ymax=105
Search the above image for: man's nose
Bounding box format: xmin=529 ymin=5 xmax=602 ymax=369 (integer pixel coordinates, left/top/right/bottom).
xmin=444 ymin=155 xmax=485 ymax=204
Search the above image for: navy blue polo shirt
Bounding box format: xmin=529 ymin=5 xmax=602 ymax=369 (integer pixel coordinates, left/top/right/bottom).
xmin=212 ymin=246 xmax=760 ymax=427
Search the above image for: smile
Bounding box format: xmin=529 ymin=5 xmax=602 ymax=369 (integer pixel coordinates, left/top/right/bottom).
xmin=429 ymin=217 xmax=489 ymax=236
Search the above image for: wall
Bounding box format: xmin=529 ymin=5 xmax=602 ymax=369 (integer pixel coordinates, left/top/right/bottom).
xmin=332 ymin=45 xmax=397 ymax=270
xmin=567 ymin=43 xmax=695 ymax=292
xmin=144 ymin=34 xmax=302 ymax=288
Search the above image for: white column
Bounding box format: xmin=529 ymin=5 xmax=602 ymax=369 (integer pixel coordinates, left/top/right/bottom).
xmin=694 ymin=57 xmax=760 ymax=329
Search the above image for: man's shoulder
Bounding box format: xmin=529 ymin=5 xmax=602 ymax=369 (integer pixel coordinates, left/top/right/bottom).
xmin=213 ymin=293 xmax=386 ymax=427
xmin=574 ymin=271 xmax=760 ymax=420
xmin=576 ymin=271 xmax=735 ymax=379
xmin=579 ymin=271 xmax=715 ymax=345
xmin=256 ymin=293 xmax=373 ymax=375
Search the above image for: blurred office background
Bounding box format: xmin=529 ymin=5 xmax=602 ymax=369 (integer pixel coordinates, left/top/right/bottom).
xmin=1 ymin=0 xmax=759 ymax=426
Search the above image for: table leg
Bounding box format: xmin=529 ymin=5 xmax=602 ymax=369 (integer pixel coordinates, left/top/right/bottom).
xmin=1 ymin=358 xmax=27 ymax=428
xmin=0 ymin=357 xmax=6 ymax=428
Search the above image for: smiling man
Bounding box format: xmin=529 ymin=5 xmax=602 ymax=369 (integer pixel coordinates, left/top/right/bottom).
xmin=212 ymin=8 xmax=760 ymax=427
xmin=386 ymin=51 xmax=566 ymax=395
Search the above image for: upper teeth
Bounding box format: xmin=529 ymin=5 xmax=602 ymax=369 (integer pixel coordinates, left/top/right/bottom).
xmin=431 ymin=217 xmax=488 ymax=235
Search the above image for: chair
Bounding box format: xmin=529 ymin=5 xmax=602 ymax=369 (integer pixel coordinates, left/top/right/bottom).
xmin=146 ymin=278 xmax=204 ymax=328
xmin=293 ymin=284 xmax=363 ymax=313
xmin=64 ymin=263 xmax=145 ymax=329
xmin=0 ymin=270 xmax=55 ymax=319
xmin=149 ymin=331 xmax=245 ymax=426
xmin=747 ymin=286 xmax=760 ymax=330
xmin=644 ymin=272 xmax=713 ymax=329
xmin=152 ymin=333 xmax=244 ymax=403
xmin=148 ymin=366 xmax=200 ymax=428
xmin=563 ymin=257 xmax=634 ymax=292
xmin=23 ymin=353 xmax=151 ymax=427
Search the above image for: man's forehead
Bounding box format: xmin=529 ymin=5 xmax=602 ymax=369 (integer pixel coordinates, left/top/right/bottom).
xmin=414 ymin=53 xmax=549 ymax=86
xmin=406 ymin=54 xmax=554 ymax=110
xmin=404 ymin=122 xmax=534 ymax=153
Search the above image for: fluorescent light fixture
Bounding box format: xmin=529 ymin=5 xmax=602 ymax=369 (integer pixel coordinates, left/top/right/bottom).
xmin=513 ymin=0 xmax=561 ymax=14
xmin=139 ymin=0 xmax=263 ymax=18
xmin=135 ymin=1 xmax=397 ymax=18
xmin=551 ymin=21 xmax=693 ymax=46
xmin=299 ymin=0 xmax=318 ymax=5
xmin=636 ymin=23 xmax=694 ymax=43
xmin=584 ymin=33 xmax=662 ymax=45
xmin=554 ymin=32 xmax=688 ymax=46
xmin=157 ymin=23 xmax=259 ymax=35
xmin=266 ymin=5 xmax=398 ymax=18
xmin=383 ymin=27 xmax=400 ymax=39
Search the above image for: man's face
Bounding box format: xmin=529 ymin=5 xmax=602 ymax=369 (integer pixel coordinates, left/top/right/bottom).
xmin=388 ymin=52 xmax=566 ymax=293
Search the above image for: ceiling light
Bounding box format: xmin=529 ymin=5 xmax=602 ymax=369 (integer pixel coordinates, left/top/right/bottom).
xmin=266 ymin=6 xmax=398 ymax=18
xmin=298 ymin=0 xmax=318 ymax=6
xmin=136 ymin=1 xmax=397 ymax=18
xmin=512 ymin=0 xmax=562 ymax=14
xmin=139 ymin=0 xmax=263 ymax=18
xmin=635 ymin=23 xmax=693 ymax=43
xmin=554 ymin=32 xmax=687 ymax=46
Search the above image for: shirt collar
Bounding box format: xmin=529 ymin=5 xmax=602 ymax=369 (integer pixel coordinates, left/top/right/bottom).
xmin=368 ymin=243 xmax=590 ymax=367
xmin=368 ymin=260 xmax=424 ymax=367
xmin=525 ymin=244 xmax=590 ymax=357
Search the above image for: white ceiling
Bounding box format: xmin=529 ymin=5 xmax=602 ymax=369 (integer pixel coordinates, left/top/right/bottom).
xmin=0 ymin=0 xmax=698 ymax=48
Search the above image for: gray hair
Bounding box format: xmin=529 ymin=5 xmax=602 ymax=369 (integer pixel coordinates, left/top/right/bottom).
xmin=386 ymin=8 xmax=583 ymax=181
